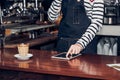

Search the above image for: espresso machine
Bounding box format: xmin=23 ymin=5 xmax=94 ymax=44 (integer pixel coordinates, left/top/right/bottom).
xmin=97 ymin=0 xmax=120 ymax=56
xmin=103 ymin=0 xmax=120 ymax=25
xmin=2 ymin=0 xmax=45 ymax=26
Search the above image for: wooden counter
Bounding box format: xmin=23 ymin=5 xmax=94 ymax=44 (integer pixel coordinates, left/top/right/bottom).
xmin=0 ymin=48 xmax=120 ymax=80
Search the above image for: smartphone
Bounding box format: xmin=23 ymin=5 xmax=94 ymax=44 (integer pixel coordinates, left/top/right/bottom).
xmin=51 ymin=52 xmax=81 ymax=60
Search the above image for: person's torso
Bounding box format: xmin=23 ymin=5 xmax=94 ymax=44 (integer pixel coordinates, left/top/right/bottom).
xmin=58 ymin=0 xmax=91 ymax=38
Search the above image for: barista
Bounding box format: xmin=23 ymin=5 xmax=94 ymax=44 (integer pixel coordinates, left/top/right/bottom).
xmin=48 ymin=0 xmax=104 ymax=56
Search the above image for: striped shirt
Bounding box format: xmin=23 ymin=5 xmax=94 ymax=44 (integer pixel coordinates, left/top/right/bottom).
xmin=47 ymin=0 xmax=104 ymax=49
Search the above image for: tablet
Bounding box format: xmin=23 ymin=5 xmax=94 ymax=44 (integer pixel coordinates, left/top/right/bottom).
xmin=51 ymin=52 xmax=81 ymax=60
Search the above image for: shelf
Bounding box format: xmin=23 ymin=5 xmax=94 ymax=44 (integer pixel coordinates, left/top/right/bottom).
xmin=4 ymin=32 xmax=57 ymax=48
xmin=4 ymin=24 xmax=56 ymax=36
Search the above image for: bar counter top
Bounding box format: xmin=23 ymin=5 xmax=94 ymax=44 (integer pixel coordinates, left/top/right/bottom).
xmin=0 ymin=48 xmax=120 ymax=80
xmin=97 ymin=25 xmax=120 ymax=36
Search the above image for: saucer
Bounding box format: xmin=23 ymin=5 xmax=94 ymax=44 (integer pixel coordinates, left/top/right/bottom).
xmin=14 ymin=53 xmax=33 ymax=60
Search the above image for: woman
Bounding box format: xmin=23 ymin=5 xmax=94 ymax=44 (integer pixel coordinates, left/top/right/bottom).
xmin=48 ymin=0 xmax=104 ymax=56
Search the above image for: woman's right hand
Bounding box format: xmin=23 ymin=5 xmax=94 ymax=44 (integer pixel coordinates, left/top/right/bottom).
xmin=66 ymin=43 xmax=83 ymax=58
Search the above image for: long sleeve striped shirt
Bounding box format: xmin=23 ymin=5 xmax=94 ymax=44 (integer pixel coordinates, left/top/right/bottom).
xmin=47 ymin=0 xmax=104 ymax=49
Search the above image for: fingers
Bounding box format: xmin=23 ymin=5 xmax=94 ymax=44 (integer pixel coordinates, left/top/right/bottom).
xmin=66 ymin=44 xmax=82 ymax=58
xmin=66 ymin=46 xmax=72 ymax=58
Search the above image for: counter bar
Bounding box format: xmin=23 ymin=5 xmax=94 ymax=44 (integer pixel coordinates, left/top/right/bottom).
xmin=97 ymin=25 xmax=120 ymax=36
xmin=0 ymin=48 xmax=120 ymax=80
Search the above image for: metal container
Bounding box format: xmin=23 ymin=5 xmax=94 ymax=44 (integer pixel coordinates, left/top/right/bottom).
xmin=103 ymin=4 xmax=119 ymax=25
xmin=103 ymin=17 xmax=117 ymax=25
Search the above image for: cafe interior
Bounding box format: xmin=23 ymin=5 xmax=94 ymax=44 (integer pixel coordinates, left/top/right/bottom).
xmin=0 ymin=0 xmax=120 ymax=80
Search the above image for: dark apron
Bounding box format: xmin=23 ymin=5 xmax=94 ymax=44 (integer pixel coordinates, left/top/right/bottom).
xmin=56 ymin=0 xmax=100 ymax=54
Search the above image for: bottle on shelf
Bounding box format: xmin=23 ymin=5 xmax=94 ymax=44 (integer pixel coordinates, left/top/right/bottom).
xmin=0 ymin=5 xmax=5 ymax=48
xmin=0 ymin=25 xmax=5 ymax=48
xmin=39 ymin=2 xmax=44 ymax=22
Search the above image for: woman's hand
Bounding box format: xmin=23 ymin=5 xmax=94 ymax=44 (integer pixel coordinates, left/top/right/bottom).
xmin=66 ymin=43 xmax=83 ymax=58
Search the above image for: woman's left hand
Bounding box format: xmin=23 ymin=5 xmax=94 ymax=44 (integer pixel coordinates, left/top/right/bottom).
xmin=66 ymin=43 xmax=83 ymax=58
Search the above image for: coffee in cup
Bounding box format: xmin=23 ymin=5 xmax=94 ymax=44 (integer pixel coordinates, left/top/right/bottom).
xmin=17 ymin=43 xmax=29 ymax=57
